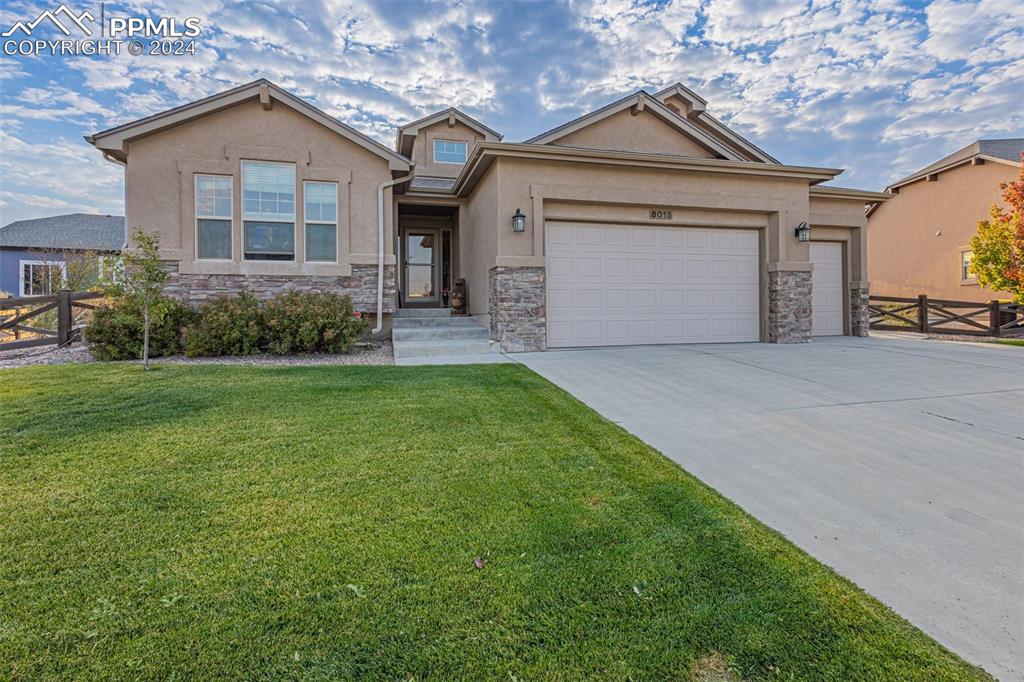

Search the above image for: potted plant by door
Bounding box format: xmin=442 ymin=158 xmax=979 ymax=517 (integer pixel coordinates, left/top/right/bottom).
xmin=450 ymin=279 xmax=467 ymax=316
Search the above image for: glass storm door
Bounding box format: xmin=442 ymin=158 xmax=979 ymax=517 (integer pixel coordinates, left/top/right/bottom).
xmin=401 ymin=229 xmax=440 ymax=307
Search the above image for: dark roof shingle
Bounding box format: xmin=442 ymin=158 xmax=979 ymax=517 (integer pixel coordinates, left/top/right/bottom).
xmin=0 ymin=213 xmax=125 ymax=250
xmin=889 ymin=138 xmax=1024 ymax=189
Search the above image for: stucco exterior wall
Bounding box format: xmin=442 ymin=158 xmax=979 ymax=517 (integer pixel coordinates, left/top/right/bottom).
xmin=410 ymin=120 xmax=485 ymax=179
xmin=124 ymin=99 xmax=396 ymax=278
xmin=461 ymin=164 xmax=500 ymax=316
xmin=868 ymin=161 xmax=1016 ymax=302
xmin=552 ymin=109 xmax=716 ymax=157
xmin=490 ymin=157 xmax=813 ymax=266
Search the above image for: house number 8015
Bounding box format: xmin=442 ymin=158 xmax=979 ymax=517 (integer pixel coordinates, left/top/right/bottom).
xmin=649 ymin=209 xmax=673 ymax=220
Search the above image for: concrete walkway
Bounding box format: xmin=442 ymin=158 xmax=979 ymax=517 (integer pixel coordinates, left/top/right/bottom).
xmin=516 ymin=336 xmax=1023 ymax=681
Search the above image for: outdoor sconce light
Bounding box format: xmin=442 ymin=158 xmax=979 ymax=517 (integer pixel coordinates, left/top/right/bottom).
xmin=794 ymin=221 xmax=811 ymax=242
xmin=512 ymin=208 xmax=526 ymax=233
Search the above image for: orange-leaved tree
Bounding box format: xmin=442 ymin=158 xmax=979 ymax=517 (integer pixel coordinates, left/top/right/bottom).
xmin=969 ymin=154 xmax=1024 ymax=304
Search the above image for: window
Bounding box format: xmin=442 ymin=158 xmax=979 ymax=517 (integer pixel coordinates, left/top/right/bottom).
xmin=961 ymin=250 xmax=976 ymax=282
xmin=196 ymin=174 xmax=233 ymax=260
xmin=433 ymin=139 xmax=467 ymax=164
xmin=20 ymin=260 xmax=66 ymax=296
xmin=98 ymin=255 xmax=124 ymax=283
xmin=242 ymin=160 xmax=296 ymax=260
xmin=304 ymin=181 xmax=338 ymax=262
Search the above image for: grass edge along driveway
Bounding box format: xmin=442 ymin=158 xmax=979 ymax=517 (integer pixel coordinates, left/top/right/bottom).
xmin=0 ymin=363 xmax=991 ymax=680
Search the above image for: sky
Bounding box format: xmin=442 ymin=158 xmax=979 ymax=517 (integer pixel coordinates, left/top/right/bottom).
xmin=0 ymin=0 xmax=1022 ymax=225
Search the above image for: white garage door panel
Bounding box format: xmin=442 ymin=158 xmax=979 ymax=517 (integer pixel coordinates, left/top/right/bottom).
xmin=546 ymin=223 xmax=760 ymax=347
xmin=811 ymin=242 xmax=844 ymax=336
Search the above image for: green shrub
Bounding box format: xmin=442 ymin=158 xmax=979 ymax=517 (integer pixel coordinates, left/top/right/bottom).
xmin=183 ymin=293 xmax=262 ymax=357
xmin=261 ymin=291 xmax=366 ymax=355
xmin=86 ymin=297 xmax=195 ymax=361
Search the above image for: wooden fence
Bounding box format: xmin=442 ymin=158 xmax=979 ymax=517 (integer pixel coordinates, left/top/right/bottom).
xmin=0 ymin=290 xmax=104 ymax=351
xmin=869 ymin=294 xmax=1023 ymax=337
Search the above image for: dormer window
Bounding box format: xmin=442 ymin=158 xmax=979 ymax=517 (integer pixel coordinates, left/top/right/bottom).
xmin=434 ymin=140 xmax=467 ymax=164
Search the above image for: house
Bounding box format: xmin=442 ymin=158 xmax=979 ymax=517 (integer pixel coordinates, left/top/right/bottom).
xmin=868 ymin=139 xmax=1022 ymax=302
xmin=0 ymin=213 xmax=125 ymax=296
xmin=86 ymin=79 xmax=888 ymax=352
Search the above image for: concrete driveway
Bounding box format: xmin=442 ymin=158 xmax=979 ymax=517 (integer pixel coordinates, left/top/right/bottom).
xmin=515 ymin=336 xmax=1023 ymax=681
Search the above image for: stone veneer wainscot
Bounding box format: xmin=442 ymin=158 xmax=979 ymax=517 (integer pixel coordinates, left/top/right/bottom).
xmin=488 ymin=266 xmax=546 ymax=352
xmin=850 ymin=286 xmax=870 ymax=337
xmin=163 ymin=263 xmax=398 ymax=314
xmin=768 ymin=269 xmax=812 ymax=343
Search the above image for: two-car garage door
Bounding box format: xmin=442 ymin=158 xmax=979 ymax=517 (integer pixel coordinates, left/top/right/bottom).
xmin=546 ymin=222 xmax=760 ymax=348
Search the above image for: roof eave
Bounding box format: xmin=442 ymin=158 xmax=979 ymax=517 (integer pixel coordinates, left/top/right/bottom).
xmin=454 ymin=142 xmax=842 ymax=197
xmin=87 ymin=79 xmax=411 ymax=171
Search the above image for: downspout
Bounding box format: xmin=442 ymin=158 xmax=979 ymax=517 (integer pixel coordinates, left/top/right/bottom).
xmin=374 ymin=172 xmax=415 ymax=334
xmin=100 ymin=151 xmax=130 ymax=249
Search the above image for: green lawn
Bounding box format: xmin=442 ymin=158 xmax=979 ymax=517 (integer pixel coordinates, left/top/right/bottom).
xmin=0 ymin=364 xmax=987 ymax=680
xmin=993 ymin=338 xmax=1024 ymax=347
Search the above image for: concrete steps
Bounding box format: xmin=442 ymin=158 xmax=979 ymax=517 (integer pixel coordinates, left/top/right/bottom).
xmin=391 ymin=308 xmax=504 ymax=364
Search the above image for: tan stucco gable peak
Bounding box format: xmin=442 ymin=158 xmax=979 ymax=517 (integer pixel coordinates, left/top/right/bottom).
xmin=396 ymin=107 xmax=502 ymax=156
xmin=453 ymin=142 xmax=843 ymax=197
xmin=87 ymin=79 xmax=412 ymax=172
xmin=525 ymin=91 xmax=743 ymax=162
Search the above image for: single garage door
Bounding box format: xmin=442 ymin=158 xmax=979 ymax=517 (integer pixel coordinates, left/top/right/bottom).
xmin=546 ymin=222 xmax=760 ymax=347
xmin=810 ymin=242 xmax=844 ymax=336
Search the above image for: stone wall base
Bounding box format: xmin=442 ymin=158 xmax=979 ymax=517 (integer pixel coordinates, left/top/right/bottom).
xmin=163 ymin=263 xmax=397 ymax=314
xmin=488 ymin=266 xmax=546 ymax=352
xmin=768 ymin=269 xmax=812 ymax=343
xmin=850 ymin=286 xmax=870 ymax=337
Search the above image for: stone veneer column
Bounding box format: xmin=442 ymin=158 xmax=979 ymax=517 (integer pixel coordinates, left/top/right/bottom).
xmin=162 ymin=262 xmax=397 ymax=313
xmin=488 ymin=266 xmax=546 ymax=352
xmin=767 ymin=269 xmax=812 ymax=343
xmin=850 ymin=285 xmax=870 ymax=337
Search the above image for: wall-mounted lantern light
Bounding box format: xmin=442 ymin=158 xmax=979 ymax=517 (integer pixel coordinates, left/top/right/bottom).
xmin=512 ymin=208 xmax=526 ymax=233
xmin=794 ymin=221 xmax=811 ymax=242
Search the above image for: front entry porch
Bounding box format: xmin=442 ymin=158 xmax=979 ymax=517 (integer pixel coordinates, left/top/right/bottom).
xmin=396 ymin=203 xmax=457 ymax=309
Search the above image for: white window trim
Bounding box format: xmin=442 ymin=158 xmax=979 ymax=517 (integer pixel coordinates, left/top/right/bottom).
xmin=195 ymin=173 xmax=234 ymax=262
xmin=242 ymin=160 xmax=297 ymax=260
xmin=433 ymin=139 xmax=468 ymax=165
xmin=98 ymin=255 xmax=123 ymax=283
xmin=303 ymin=180 xmax=339 ymax=264
xmin=960 ymin=248 xmax=977 ymax=285
xmin=19 ymin=260 xmax=67 ymax=297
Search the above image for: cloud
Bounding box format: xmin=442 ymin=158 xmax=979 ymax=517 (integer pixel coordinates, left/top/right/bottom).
xmin=0 ymin=0 xmax=1022 ymax=224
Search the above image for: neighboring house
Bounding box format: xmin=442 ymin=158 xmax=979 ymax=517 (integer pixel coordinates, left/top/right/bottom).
xmin=0 ymin=213 xmax=125 ymax=296
xmin=86 ymin=79 xmax=888 ymax=352
xmin=868 ymin=139 xmax=1022 ymax=302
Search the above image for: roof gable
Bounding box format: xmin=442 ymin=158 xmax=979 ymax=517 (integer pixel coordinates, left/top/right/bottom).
xmin=396 ymin=108 xmax=501 ymax=156
xmin=886 ymin=138 xmax=1023 ymax=191
xmin=653 ymin=83 xmax=778 ymax=164
xmin=549 ymin=106 xmax=718 ymax=158
xmin=87 ymin=80 xmax=411 ymax=171
xmin=525 ymin=91 xmax=744 ymax=161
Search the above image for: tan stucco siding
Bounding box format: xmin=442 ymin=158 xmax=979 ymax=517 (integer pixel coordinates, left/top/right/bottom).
xmin=551 ymin=109 xmax=716 ymax=157
xmin=490 ymin=157 xmax=814 ymax=267
xmin=411 ymin=120 xmax=485 ymax=180
xmin=809 ymin=195 xmax=868 ymax=283
xmin=125 ymin=98 xmax=394 ymax=276
xmin=461 ymin=164 xmax=499 ymax=315
xmin=868 ymin=162 xmax=1015 ymax=301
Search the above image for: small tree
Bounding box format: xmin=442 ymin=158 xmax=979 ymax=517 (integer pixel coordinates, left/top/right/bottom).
xmin=969 ymin=156 xmax=1024 ymax=304
xmin=105 ymin=228 xmax=168 ymax=369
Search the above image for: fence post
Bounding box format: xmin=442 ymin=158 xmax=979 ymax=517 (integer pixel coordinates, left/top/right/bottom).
xmin=989 ymin=300 xmax=1002 ymax=337
xmin=917 ymin=294 xmax=929 ymax=333
xmin=56 ymin=289 xmax=71 ymax=345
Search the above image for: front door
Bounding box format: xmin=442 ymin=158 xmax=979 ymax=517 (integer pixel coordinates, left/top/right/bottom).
xmin=401 ymin=228 xmax=441 ymax=307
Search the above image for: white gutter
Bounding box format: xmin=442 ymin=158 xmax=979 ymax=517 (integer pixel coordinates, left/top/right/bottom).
xmin=374 ymin=172 xmax=414 ymax=333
